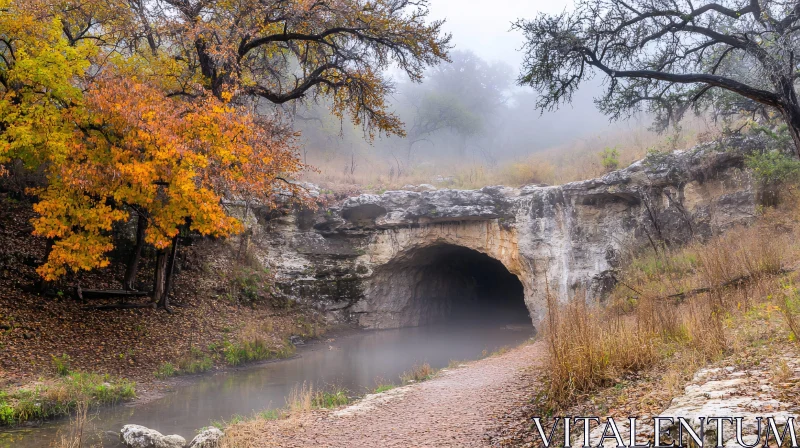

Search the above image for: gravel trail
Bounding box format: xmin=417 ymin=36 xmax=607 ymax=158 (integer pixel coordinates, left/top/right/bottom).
xmin=233 ymin=342 xmax=544 ymax=447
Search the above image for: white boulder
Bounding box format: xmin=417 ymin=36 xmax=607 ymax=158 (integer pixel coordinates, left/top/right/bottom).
xmin=188 ymin=427 xmax=225 ymax=447
xmin=120 ymin=424 xmax=186 ymax=448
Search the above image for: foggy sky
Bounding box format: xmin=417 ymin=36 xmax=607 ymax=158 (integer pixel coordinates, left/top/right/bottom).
xmin=423 ymin=0 xmax=623 ymax=140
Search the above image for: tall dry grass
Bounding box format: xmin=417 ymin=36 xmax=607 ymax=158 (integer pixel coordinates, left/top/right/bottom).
xmin=542 ymin=289 xmax=660 ymax=407
xmin=219 ymin=382 xmax=350 ymax=447
xmin=52 ymin=401 xmax=93 ymax=448
xmin=540 ymin=210 xmax=798 ymax=411
xmin=301 ymin=118 xmax=718 ymax=193
xmin=778 ymin=280 xmax=800 ymax=344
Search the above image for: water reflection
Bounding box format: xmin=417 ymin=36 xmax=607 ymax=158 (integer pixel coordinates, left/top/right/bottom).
xmin=1 ymin=320 xmax=534 ymax=447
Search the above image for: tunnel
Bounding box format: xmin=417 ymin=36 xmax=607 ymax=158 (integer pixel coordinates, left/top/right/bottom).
xmin=359 ymin=244 xmax=531 ymax=329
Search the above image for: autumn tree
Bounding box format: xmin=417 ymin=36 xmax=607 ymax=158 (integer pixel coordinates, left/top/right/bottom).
xmin=0 ymin=0 xmax=92 ymax=173
xmin=1 ymin=0 xmax=450 ymax=307
xmin=30 ymin=71 xmax=308 ymax=308
xmin=515 ymin=0 xmax=800 ymax=155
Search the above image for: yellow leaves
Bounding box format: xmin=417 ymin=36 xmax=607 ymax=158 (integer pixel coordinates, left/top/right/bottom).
xmin=38 ymin=233 xmax=117 ymax=280
xmin=32 ymin=185 xmax=128 ymax=280
xmin=26 ymin=68 xmax=306 ymax=279
xmin=0 ymin=0 xmax=100 ymax=175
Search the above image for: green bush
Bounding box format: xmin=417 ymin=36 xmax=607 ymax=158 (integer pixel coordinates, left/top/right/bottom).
xmin=643 ymin=147 xmax=671 ymax=168
xmin=155 ymin=362 xmax=176 ymax=379
xmin=312 ymin=388 xmax=349 ymax=408
xmin=749 ymin=123 xmax=793 ymax=148
xmin=226 ymin=267 xmax=272 ymax=305
xmin=600 ymin=147 xmax=620 ymax=172
xmin=0 ymin=402 xmax=13 ymax=426
xmin=745 ymin=150 xmax=800 ymax=185
xmin=176 ymin=348 xmax=213 ymax=375
xmin=259 ymin=408 xmax=284 ymax=420
xmin=372 ymin=383 xmax=396 ymax=394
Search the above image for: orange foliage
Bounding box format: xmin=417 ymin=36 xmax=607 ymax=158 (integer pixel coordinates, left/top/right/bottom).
xmin=31 ymin=73 xmax=308 ymax=280
xmin=1 ymin=0 xmax=450 ymax=281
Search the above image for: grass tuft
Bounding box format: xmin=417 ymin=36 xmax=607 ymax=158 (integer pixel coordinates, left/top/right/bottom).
xmin=286 ymin=382 xmax=350 ymax=413
xmin=0 ymin=372 xmax=135 ymax=426
xmin=400 ymin=363 xmax=436 ymax=384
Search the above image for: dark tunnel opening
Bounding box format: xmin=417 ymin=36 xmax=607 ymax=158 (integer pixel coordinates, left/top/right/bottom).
xmin=364 ymin=244 xmax=531 ymax=328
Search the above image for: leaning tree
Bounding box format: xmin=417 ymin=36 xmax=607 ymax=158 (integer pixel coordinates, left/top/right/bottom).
xmin=515 ymin=0 xmax=800 ymax=155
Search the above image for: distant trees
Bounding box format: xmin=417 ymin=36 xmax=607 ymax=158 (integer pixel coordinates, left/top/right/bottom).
xmin=515 ymin=0 xmax=800 ymax=155
xmin=291 ymin=50 xmax=514 ymax=176
xmin=398 ymin=50 xmax=512 ymax=163
xmin=0 ymin=0 xmax=450 ymax=306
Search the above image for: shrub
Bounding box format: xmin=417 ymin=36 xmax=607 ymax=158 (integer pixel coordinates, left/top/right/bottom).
xmin=312 ymin=387 xmax=349 ymax=408
xmin=176 ymin=348 xmax=213 ymax=374
xmin=0 ymin=403 xmax=13 ymax=426
xmin=223 ymin=334 xmax=295 ymax=367
xmin=155 ymin=362 xmax=176 ymax=379
xmin=600 ymin=147 xmax=620 ymax=172
xmin=643 ymin=147 xmax=672 ymax=168
xmin=225 ymin=266 xmax=272 ymax=305
xmin=745 ymin=150 xmax=800 ymax=185
xmin=51 ymin=354 xmax=71 ymax=376
xmin=286 ymin=383 xmax=349 ymax=413
xmin=258 ymin=408 xmax=284 ymax=420
xmin=372 ymin=383 xmax=396 ymax=394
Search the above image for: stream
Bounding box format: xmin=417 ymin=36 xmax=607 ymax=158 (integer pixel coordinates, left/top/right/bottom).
xmin=0 ymin=318 xmax=534 ymax=447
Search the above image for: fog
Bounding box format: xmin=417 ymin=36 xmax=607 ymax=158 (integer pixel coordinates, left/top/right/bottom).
xmin=292 ymin=0 xmax=645 ymax=185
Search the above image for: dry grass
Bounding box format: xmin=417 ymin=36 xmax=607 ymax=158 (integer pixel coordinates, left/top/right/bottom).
xmin=778 ymin=280 xmax=800 ymax=344
xmin=539 ymin=201 xmax=800 ymax=411
xmin=285 ymin=382 xmax=350 ymax=414
xmin=541 ymin=290 xmax=660 ymax=408
xmin=301 ymin=118 xmax=717 ymax=192
xmin=219 ymin=412 xmax=310 ymax=448
xmin=218 ymin=382 xmax=349 ymax=447
xmin=286 ymin=382 xmax=315 ymax=414
xmin=51 ymin=401 xmax=95 ymax=448
xmin=400 ymin=363 xmax=436 ymax=384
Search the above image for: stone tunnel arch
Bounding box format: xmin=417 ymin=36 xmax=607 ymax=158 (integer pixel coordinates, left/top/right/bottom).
xmin=349 ymin=221 xmax=535 ymax=329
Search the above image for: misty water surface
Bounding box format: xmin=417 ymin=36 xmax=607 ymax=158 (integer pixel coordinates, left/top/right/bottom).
xmin=1 ymin=317 xmax=534 ymax=448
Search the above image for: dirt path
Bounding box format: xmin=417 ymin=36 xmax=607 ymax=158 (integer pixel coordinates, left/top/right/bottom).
xmin=228 ymin=342 xmax=544 ymax=447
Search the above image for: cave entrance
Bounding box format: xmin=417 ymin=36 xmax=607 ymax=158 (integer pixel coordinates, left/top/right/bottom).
xmin=363 ymin=244 xmax=531 ymax=328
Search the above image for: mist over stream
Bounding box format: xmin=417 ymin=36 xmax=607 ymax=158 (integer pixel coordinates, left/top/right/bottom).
xmin=1 ymin=298 xmax=533 ymax=447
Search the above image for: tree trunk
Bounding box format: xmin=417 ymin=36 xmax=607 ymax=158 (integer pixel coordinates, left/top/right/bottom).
xmin=784 ymin=105 xmax=800 ymax=159
xmin=35 ymin=238 xmax=55 ymax=294
xmin=159 ymin=234 xmax=180 ymax=310
xmin=151 ymin=249 xmax=168 ymax=307
xmin=123 ymin=213 xmax=147 ymax=290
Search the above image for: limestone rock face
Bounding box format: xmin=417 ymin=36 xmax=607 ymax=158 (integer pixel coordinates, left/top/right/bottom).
xmin=120 ymin=425 xmax=186 ymax=448
xmin=188 ymin=427 xmax=224 ymax=447
xmin=246 ymin=137 xmax=763 ymax=329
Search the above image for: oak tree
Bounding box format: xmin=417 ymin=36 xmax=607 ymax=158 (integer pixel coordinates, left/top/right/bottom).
xmin=515 ymin=0 xmax=800 ymax=155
